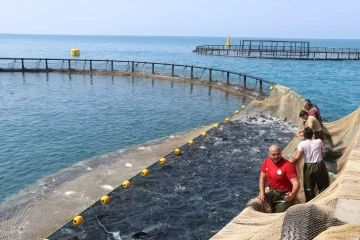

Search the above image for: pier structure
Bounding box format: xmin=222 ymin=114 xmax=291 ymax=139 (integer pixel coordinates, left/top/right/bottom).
xmin=193 ymin=39 xmax=360 ymax=60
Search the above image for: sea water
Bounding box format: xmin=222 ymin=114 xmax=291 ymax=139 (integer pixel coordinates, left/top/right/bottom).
xmin=0 ymin=72 xmax=246 ymax=203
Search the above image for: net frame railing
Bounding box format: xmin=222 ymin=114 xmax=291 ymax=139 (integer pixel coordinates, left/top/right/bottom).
xmin=0 ymin=57 xmax=274 ymax=97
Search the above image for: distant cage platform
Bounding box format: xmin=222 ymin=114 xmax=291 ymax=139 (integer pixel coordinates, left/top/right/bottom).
xmin=193 ymin=39 xmax=360 ymax=60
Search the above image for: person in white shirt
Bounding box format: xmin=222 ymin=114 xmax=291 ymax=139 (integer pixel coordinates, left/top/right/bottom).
xmin=291 ymin=127 xmax=329 ymax=202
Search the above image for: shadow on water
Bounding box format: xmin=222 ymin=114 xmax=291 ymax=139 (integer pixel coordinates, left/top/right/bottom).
xmin=49 ymin=114 xmax=297 ymax=240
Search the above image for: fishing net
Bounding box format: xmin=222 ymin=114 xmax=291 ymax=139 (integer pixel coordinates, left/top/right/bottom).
xmin=211 ymin=85 xmax=360 ymax=240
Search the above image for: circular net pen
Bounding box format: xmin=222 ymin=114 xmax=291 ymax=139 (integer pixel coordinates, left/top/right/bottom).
xmin=48 ymin=114 xmax=296 ymax=240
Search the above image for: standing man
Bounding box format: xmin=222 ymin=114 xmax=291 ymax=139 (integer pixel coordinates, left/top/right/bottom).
xmin=304 ymin=100 xmax=322 ymax=123
xmin=292 ymin=128 xmax=329 ymax=202
xmin=258 ymin=145 xmax=300 ymax=213
xmin=296 ymin=110 xmax=323 ymax=140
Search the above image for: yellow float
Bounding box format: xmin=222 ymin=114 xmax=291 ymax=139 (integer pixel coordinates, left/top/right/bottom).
xmin=159 ymin=157 xmax=167 ymax=164
xmin=122 ymin=180 xmax=131 ymax=189
xmin=70 ymin=48 xmax=80 ymax=56
xmin=73 ymin=215 xmax=84 ymax=226
xmin=141 ymin=169 xmax=149 ymax=176
xmin=100 ymin=195 xmax=110 ymax=204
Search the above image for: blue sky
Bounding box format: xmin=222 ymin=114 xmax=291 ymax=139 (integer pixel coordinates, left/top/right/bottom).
xmin=1 ymin=0 xmax=360 ymax=38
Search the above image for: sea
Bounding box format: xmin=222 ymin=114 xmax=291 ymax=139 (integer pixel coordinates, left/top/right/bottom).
xmin=0 ymin=34 xmax=359 ymax=238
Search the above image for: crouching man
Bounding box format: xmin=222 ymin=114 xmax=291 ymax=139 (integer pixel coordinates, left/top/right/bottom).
xmin=258 ymin=145 xmax=300 ymax=213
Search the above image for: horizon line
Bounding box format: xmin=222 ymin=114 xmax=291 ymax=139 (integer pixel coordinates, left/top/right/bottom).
xmin=1 ymin=33 xmax=360 ymax=40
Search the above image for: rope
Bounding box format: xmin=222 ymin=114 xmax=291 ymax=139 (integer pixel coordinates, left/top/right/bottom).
xmin=134 ymin=62 xmax=139 ymax=72
xmin=141 ymin=63 xmax=146 ymax=72
xmin=144 ymin=63 xmax=151 ymax=73
xmin=104 ymin=61 xmax=109 ymax=71
xmin=200 ymin=68 xmax=206 ymax=79
xmin=9 ymin=60 xmax=16 ymax=69
xmin=139 ymin=188 xmax=184 ymax=199
xmin=90 ymin=207 xmax=123 ymax=240
xmin=220 ymin=71 xmax=225 ymax=82
xmin=36 ymin=60 xmax=41 ymax=69
xmin=182 ymin=66 xmax=187 ymax=79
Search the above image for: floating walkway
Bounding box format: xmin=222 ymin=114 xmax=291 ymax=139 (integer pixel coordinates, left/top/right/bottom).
xmin=193 ymin=40 xmax=360 ymax=60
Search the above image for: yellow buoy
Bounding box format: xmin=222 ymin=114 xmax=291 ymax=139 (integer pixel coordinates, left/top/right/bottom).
xmin=100 ymin=195 xmax=110 ymax=204
xmin=270 ymin=85 xmax=274 ymax=90
xmin=202 ymin=132 xmax=207 ymax=137
xmin=225 ymin=117 xmax=230 ymax=123
xmin=242 ymin=105 xmax=246 ymax=109
xmin=235 ymin=110 xmax=240 ymax=114
xmin=159 ymin=157 xmax=167 ymax=164
xmin=122 ymin=180 xmax=131 ymax=189
xmin=188 ymin=140 xmax=194 ymax=146
xmin=73 ymin=215 xmax=84 ymax=226
xmin=213 ymin=123 xmax=219 ymax=129
xmin=225 ymin=36 xmax=231 ymax=48
xmin=141 ymin=169 xmax=149 ymax=177
xmin=70 ymin=48 xmax=80 ymax=56
xmin=175 ymin=148 xmax=181 ymax=155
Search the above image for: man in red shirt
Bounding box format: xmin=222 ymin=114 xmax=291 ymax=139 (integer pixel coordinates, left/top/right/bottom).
xmin=258 ymin=145 xmax=300 ymax=213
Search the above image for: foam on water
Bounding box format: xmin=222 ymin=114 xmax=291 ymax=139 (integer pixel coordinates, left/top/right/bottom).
xmin=64 ymin=191 xmax=76 ymax=196
xmin=101 ymin=185 xmax=115 ymax=191
xmin=138 ymin=146 xmax=152 ymax=150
